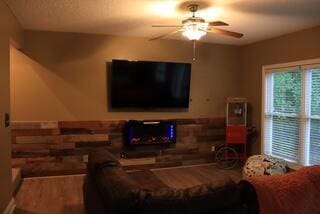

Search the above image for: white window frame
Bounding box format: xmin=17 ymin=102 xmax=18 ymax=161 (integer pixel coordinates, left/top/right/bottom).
xmin=262 ymin=58 xmax=320 ymax=168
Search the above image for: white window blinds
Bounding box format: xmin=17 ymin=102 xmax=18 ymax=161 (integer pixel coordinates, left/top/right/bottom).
xmin=309 ymin=69 xmax=320 ymax=165
xmin=264 ymin=69 xmax=302 ymax=163
xmin=263 ymin=62 xmax=320 ymax=166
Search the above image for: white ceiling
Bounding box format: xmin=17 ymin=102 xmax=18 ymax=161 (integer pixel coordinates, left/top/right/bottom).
xmin=5 ymin=0 xmax=320 ymax=45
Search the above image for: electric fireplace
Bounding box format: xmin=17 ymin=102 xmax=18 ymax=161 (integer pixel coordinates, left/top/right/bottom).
xmin=124 ymin=120 xmax=176 ymax=146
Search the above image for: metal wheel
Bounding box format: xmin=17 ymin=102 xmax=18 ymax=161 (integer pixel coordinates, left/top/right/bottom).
xmin=215 ymin=146 xmax=238 ymax=169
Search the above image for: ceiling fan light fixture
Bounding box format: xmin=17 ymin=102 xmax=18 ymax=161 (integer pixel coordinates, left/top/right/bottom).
xmin=182 ymin=29 xmax=206 ymax=40
xmin=182 ymin=23 xmax=208 ymax=40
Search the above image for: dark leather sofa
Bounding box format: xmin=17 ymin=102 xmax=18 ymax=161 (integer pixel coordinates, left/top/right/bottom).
xmin=83 ymin=149 xmax=252 ymax=214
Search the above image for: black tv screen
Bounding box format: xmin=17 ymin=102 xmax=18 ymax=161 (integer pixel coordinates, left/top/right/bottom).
xmin=111 ymin=60 xmax=191 ymax=108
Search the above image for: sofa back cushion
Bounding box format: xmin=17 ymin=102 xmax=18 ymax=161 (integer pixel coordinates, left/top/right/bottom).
xmin=136 ymin=179 xmax=242 ymax=214
xmin=94 ymin=166 xmax=242 ymax=214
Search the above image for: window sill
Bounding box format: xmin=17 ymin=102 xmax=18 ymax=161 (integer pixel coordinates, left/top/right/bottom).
xmin=286 ymin=162 xmax=302 ymax=171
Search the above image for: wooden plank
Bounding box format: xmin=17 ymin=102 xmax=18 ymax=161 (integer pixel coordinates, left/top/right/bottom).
xmin=175 ymin=143 xmax=199 ymax=150
xmin=177 ymin=124 xmax=203 ymax=133
xmin=178 ymin=126 xmax=225 ymax=137
xmin=12 ymin=158 xmax=27 ymax=166
xmin=15 ymin=134 xmax=108 ymax=144
xmin=196 ymin=135 xmax=225 ymax=142
xmin=59 ymin=121 xmax=100 ymax=129
xmin=12 ymin=149 xmax=50 ymax=158
xmin=40 ymin=122 xmax=59 ymax=129
xmin=63 ymin=134 xmax=109 ymax=143
xmin=12 ymin=143 xmax=50 ymax=151
xmin=177 ymin=136 xmax=197 ymax=144
xmin=26 ymin=157 xmax=59 ymax=163
xmin=11 ymin=135 xmax=16 ymax=144
xmin=62 ymin=155 xmax=84 ymax=163
xmin=50 ymin=149 xmax=75 ymax=156
xmin=160 ymin=147 xmax=199 ymax=155
xmin=74 ymin=148 xmax=96 ymax=156
xmin=201 ymin=121 xmax=226 ymax=129
xmin=204 ymin=128 xmax=225 ymax=136
xmin=75 ymin=141 xmax=112 ymax=147
xmin=197 ymin=143 xmax=223 ymax=153
xmin=80 ymin=147 xmax=120 ymax=155
xmin=59 ymin=120 xmax=126 ymax=133
xmin=58 ymin=121 xmax=124 ymax=129
xmin=12 ymin=129 xmax=61 ymax=137
xmin=50 ymin=143 xmax=76 ymax=150
xmin=60 ymin=127 xmax=122 ymax=135
xmin=16 ymin=135 xmax=63 ymax=144
xmin=90 ymin=127 xmax=123 ymax=134
xmin=11 ymin=121 xmax=42 ymax=129
xmin=11 ymin=121 xmax=59 ymax=130
xmin=60 ymin=128 xmax=92 ymax=135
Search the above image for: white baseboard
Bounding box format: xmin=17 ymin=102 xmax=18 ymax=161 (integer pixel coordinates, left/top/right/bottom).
xmin=3 ymin=198 xmax=15 ymax=214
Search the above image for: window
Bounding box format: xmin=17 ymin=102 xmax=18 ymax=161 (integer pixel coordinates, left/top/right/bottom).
xmin=262 ymin=59 xmax=320 ymax=166
xmin=310 ymin=69 xmax=320 ymax=165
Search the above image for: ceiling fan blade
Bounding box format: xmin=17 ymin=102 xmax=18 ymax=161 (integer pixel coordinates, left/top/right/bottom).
xmin=152 ymin=25 xmax=182 ymax=28
xmin=149 ymin=29 xmax=181 ymax=41
xmin=208 ymin=28 xmax=243 ymax=38
xmin=208 ymin=21 xmax=229 ymax=26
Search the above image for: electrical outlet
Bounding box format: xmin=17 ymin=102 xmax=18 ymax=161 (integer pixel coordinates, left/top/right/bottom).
xmin=4 ymin=113 xmax=10 ymax=128
xmin=83 ymin=155 xmax=89 ymax=163
xmin=211 ymin=145 xmax=215 ymax=152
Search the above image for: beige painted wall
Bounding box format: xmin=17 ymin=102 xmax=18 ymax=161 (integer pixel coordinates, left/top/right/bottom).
xmin=240 ymin=25 xmax=320 ymax=154
xmin=11 ymin=24 xmax=320 ymax=156
xmin=0 ymin=0 xmax=23 ymax=212
xmin=11 ymin=30 xmax=241 ymax=121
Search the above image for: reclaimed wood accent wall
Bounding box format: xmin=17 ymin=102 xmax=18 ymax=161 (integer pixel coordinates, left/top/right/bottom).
xmin=11 ymin=118 xmax=225 ymax=177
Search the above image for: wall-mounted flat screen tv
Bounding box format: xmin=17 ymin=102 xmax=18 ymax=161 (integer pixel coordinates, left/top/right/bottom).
xmin=111 ymin=59 xmax=191 ymax=109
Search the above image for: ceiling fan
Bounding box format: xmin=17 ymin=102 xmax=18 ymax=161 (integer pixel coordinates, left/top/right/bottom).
xmin=150 ymin=4 xmax=244 ymax=60
xmin=150 ymin=4 xmax=243 ymax=41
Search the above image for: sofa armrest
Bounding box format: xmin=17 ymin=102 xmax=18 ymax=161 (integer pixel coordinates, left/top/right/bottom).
xmin=238 ymin=180 xmax=259 ymax=214
xmin=87 ymin=149 xmax=120 ymax=175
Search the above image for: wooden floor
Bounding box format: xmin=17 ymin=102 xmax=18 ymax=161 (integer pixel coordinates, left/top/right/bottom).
xmin=14 ymin=164 xmax=242 ymax=214
xmin=14 ymin=175 xmax=85 ymax=214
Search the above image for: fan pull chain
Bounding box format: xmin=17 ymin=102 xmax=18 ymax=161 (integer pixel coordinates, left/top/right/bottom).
xmin=193 ymin=40 xmax=196 ymax=61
